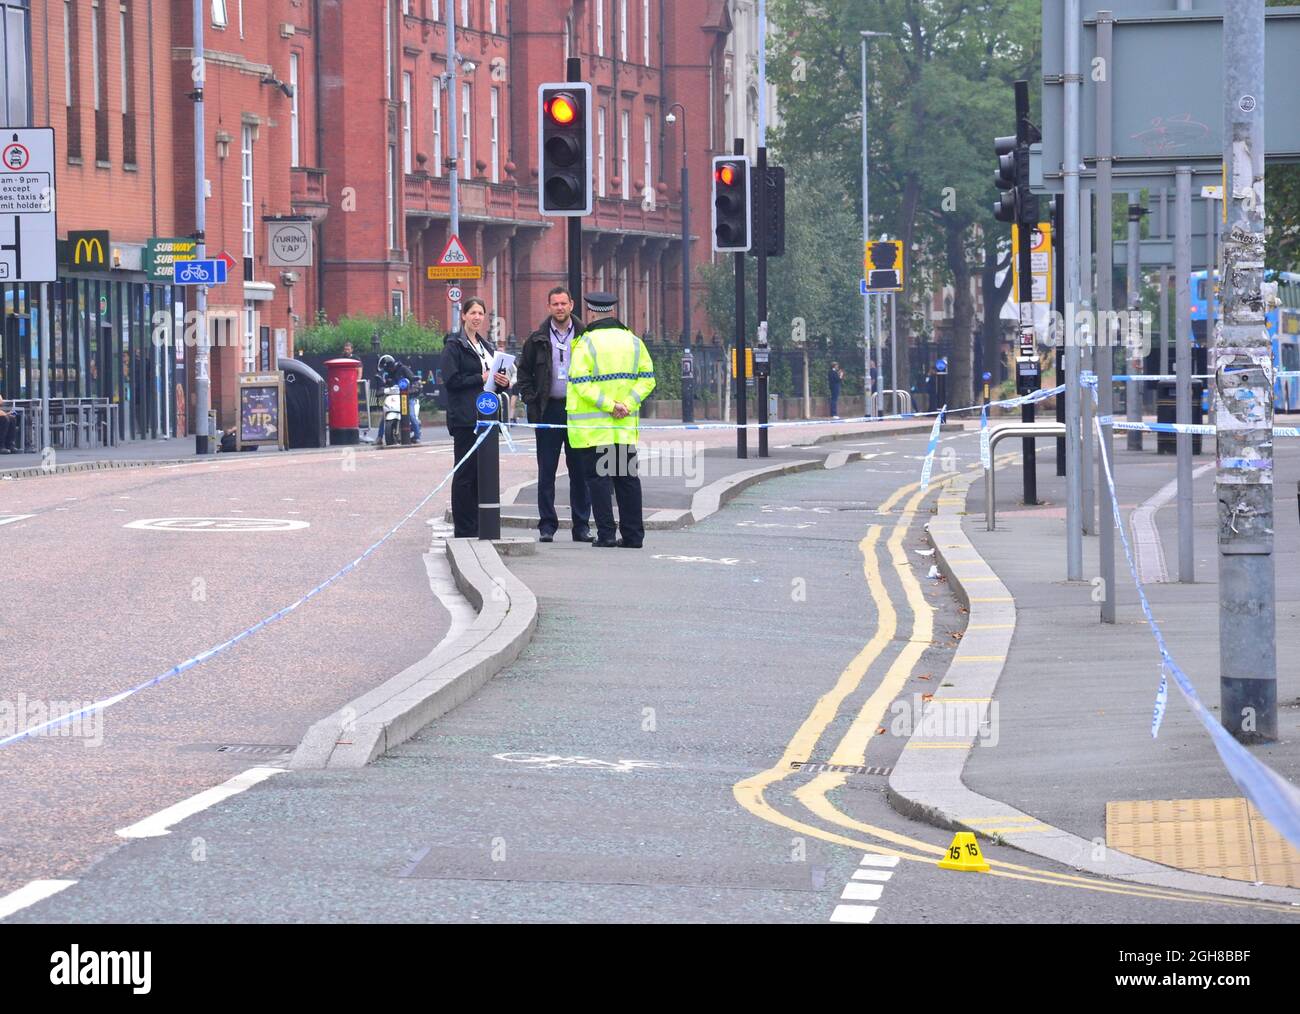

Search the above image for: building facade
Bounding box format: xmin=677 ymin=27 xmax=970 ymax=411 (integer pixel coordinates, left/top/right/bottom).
xmin=0 ymin=1 xmax=757 ymax=440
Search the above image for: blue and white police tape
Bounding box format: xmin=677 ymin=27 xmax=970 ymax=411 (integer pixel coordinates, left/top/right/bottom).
xmin=1109 ymin=419 xmax=1298 ymax=439
xmin=1110 ymin=371 xmax=1300 ymax=383
xmin=1089 ymin=387 xmax=1300 ymax=851
xmin=0 ymin=426 xmax=497 ymax=749
xmin=919 ymin=406 xmax=947 ymax=492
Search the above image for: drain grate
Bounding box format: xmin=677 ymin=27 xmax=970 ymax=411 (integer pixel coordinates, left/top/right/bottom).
xmin=790 ymin=760 xmax=893 ymax=777
xmin=215 ymin=743 xmax=294 ymax=757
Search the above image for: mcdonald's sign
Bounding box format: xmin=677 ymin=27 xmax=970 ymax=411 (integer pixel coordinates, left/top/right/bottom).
xmin=66 ymin=230 xmax=110 ymax=272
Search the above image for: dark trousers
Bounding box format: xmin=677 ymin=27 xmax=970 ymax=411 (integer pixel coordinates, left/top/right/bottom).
xmin=535 ymin=398 xmax=592 ymax=537
xmin=580 ymin=444 xmax=644 ymax=545
xmin=450 ymin=426 xmax=480 ymax=538
xmin=0 ymin=413 xmax=16 ymax=450
xmin=829 ymin=388 xmax=841 ymax=416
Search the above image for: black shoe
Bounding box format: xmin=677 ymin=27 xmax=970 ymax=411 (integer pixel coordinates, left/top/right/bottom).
xmin=572 ymin=531 xmax=595 ymax=543
xmin=592 ymin=538 xmax=619 ymax=548
xmin=538 ymin=533 xmax=554 ymax=543
xmin=616 ymin=539 xmax=644 ymax=549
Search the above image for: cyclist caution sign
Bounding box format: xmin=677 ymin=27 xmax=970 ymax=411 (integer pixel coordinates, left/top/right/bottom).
xmin=427 ymin=234 xmax=483 ymax=280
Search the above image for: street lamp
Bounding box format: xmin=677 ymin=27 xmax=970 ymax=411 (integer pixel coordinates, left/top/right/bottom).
xmin=666 ymin=102 xmax=695 ymax=423
xmin=861 ymin=30 xmax=890 ymax=418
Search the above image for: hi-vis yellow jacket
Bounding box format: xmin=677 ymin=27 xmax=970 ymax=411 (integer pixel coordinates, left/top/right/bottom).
xmin=566 ymin=319 xmax=656 ymax=449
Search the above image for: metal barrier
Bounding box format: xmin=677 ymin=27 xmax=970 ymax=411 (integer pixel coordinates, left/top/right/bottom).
xmin=873 ymin=390 xmax=914 ymax=416
xmin=985 ymin=423 xmax=1067 ymax=531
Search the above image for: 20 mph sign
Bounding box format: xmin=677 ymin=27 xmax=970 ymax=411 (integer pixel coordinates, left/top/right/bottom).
xmin=0 ymin=128 xmax=56 ymax=283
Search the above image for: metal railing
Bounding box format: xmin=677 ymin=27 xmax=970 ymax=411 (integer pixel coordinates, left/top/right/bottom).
xmin=985 ymin=423 xmax=1067 ymax=531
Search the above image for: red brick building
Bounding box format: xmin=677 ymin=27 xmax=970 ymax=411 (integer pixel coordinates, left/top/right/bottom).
xmin=1 ymin=0 xmax=747 ymax=439
xmin=319 ymin=0 xmax=736 ymax=347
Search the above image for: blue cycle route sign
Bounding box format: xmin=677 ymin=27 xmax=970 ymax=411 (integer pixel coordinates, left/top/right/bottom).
xmin=173 ymin=259 xmax=228 ymax=286
xmin=476 ymin=391 xmax=500 ymax=416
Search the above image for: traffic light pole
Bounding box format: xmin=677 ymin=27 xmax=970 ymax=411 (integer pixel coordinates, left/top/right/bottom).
xmin=756 ymin=146 xmax=769 ymax=457
xmin=567 ymin=58 xmax=583 ymax=313
xmin=1096 ymin=11 xmax=1117 ymax=624
xmin=192 ymin=0 xmax=210 ymax=455
xmin=1015 ymin=81 xmax=1038 ymax=507
xmin=734 ymin=138 xmax=748 ymax=460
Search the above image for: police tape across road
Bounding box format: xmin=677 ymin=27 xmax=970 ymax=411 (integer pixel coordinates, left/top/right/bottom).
xmin=0 ymin=426 xmax=498 ymax=749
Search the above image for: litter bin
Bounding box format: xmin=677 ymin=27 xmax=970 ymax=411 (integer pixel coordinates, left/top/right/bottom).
xmin=324 ymin=357 xmax=362 ymax=446
xmin=280 ymin=357 xmax=328 ymax=448
xmin=1155 ymin=380 xmax=1203 ymax=456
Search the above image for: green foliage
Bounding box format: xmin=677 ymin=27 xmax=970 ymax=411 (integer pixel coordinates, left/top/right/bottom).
xmin=295 ymin=312 xmax=446 ymax=355
xmin=1268 ymin=164 xmax=1300 ymax=271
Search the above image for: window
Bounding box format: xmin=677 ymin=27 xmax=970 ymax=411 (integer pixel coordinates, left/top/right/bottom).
xmin=489 ymin=0 xmax=497 ymax=34
xmin=620 ymin=110 xmax=629 ymax=200
xmin=597 ymin=107 xmax=606 ymax=198
xmin=387 ymin=144 xmax=398 ymax=247
xmin=383 ymin=1 xmax=391 ymax=101
xmin=402 ymin=72 xmax=412 ymax=174
xmin=642 ymin=113 xmax=652 ymax=199
xmin=289 ymin=53 xmax=301 ymax=167
xmin=92 ymin=0 xmax=108 ymax=162
xmin=237 ymin=0 xmax=243 ymax=38
xmin=619 ymin=0 xmax=627 ymax=61
xmin=642 ymin=268 xmax=651 ymax=333
xmin=120 ymin=1 xmax=136 ymax=165
xmin=242 ymin=125 xmax=255 ymax=266
xmin=595 ymin=0 xmax=604 ymax=57
xmin=489 ymin=87 xmax=500 ymax=184
xmin=460 ymin=0 xmax=468 ymax=27
xmin=618 ymin=267 xmax=629 ymax=319
xmin=392 ymin=290 xmax=405 ymax=321
xmin=64 ymin=0 xmax=80 ymax=156
xmin=642 ymin=0 xmax=650 ymax=64
xmin=401 ymin=0 xmax=409 ymax=13
xmin=431 ymin=82 xmax=442 ymax=177
xmin=461 ymin=81 xmax=471 ymax=179
xmin=211 ymin=0 xmax=227 ymax=28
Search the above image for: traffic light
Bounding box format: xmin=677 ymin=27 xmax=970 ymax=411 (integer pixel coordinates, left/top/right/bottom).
xmin=538 ymin=83 xmax=592 ymax=216
xmin=993 ymin=135 xmax=1017 ymax=223
xmin=712 ymin=155 xmax=752 ymax=253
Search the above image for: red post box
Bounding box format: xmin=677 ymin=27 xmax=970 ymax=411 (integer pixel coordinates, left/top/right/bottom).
xmin=325 ymin=358 xmax=362 ymax=445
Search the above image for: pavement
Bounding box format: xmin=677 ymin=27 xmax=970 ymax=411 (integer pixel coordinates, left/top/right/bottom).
xmin=939 ymin=432 xmax=1300 ymax=887
xmin=7 ymin=423 xmax=1297 ymax=923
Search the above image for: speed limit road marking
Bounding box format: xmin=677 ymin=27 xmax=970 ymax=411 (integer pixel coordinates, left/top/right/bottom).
xmin=125 ymin=517 xmax=311 ymax=533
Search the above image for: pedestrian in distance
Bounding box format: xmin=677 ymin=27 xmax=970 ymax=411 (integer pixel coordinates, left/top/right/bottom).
xmin=0 ymin=396 xmax=20 ymax=453
xmin=828 ymin=361 xmax=844 ymax=419
xmin=515 ymin=286 xmax=594 ymax=543
xmin=567 ymin=292 xmax=656 ymax=548
xmin=441 ymin=297 xmax=512 ymax=538
xmin=377 ymin=353 xmax=422 ymax=443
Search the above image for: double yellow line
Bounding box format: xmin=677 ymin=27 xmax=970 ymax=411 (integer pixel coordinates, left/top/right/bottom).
xmin=733 ymin=457 xmax=1300 ymax=916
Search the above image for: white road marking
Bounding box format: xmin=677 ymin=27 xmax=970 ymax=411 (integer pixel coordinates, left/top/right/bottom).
xmin=829 ymin=904 xmax=878 ymax=924
xmin=651 ymin=554 xmax=742 ymax=566
xmin=851 ymin=869 xmax=894 ymax=882
xmin=116 ymin=767 xmax=285 ymax=839
xmin=125 ymin=517 xmax=310 ymax=532
xmin=736 ymin=521 xmax=815 ymax=530
xmin=0 ymin=514 xmax=34 ymax=527
xmin=0 ymin=879 xmax=78 ymax=921
xmin=860 ymin=855 xmax=901 ymax=867
xmin=840 ymin=882 xmax=884 ymax=902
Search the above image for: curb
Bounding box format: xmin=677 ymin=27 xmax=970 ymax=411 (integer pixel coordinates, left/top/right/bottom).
xmin=467 ymin=449 xmax=865 ymax=532
xmin=290 ymin=537 xmax=538 ymax=769
xmin=885 ymin=472 xmax=1300 ymax=905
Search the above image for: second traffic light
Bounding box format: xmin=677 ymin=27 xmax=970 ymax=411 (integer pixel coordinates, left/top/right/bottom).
xmin=538 ymin=83 xmax=593 ymax=217
xmin=993 ymin=134 xmax=1018 ymax=223
xmin=712 ymin=155 xmax=752 ymax=253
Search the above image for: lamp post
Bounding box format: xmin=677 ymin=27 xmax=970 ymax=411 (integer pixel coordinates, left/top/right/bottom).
xmin=440 ymin=13 xmax=476 ymax=335
xmin=666 ymin=103 xmax=693 ymax=423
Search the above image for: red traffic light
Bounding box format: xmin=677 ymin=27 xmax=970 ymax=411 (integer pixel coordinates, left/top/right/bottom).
xmin=547 ymin=93 xmax=578 ymax=125
xmin=716 ymin=164 xmax=737 ymax=187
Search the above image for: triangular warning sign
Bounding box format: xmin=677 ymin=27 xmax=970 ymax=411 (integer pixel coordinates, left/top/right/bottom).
xmin=937 ymin=831 xmax=990 ymax=873
xmin=437 ymin=235 xmax=475 ymax=268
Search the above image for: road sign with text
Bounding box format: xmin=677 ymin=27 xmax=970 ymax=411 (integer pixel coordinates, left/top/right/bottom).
xmin=0 ymin=128 xmax=57 ymax=282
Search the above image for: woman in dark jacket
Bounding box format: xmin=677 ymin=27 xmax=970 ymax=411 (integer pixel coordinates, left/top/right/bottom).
xmin=441 ymin=298 xmax=512 ymax=537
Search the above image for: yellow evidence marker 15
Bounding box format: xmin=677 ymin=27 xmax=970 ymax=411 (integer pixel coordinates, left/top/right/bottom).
xmin=938 ymin=832 xmax=990 ymax=873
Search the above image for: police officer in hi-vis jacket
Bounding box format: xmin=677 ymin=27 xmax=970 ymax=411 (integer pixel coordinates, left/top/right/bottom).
xmin=566 ymin=292 xmax=656 ymax=548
